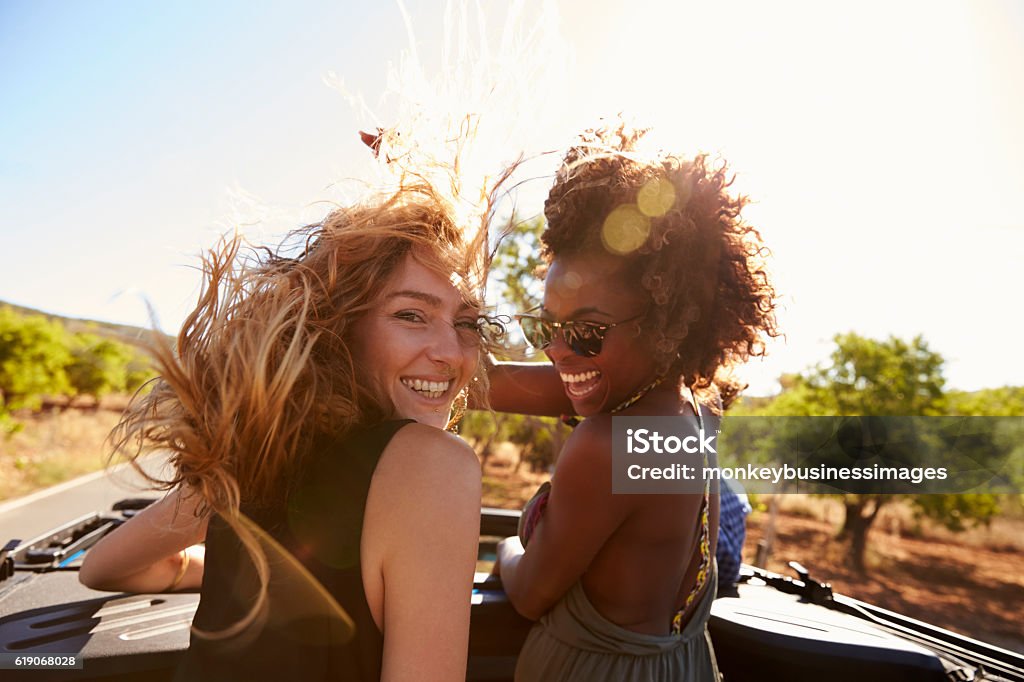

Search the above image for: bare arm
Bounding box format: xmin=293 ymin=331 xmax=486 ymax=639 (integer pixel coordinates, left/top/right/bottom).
xmin=486 ymin=360 xmax=574 ymax=417
xmin=363 ymin=425 xmax=482 ymax=682
xmin=496 ymin=418 xmax=631 ymax=619
xmin=79 ymin=485 xmax=207 ymax=593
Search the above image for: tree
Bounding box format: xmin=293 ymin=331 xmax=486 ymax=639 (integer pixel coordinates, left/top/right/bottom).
xmin=124 ymin=348 xmax=156 ymax=394
xmin=66 ymin=332 xmax=134 ymax=403
xmin=948 ymin=386 xmax=1024 ymax=418
xmin=465 ymin=216 xmax=562 ymax=466
xmin=491 ymin=215 xmax=546 ymax=319
xmin=799 ymin=332 xmax=947 ymax=417
xmin=0 ymin=307 xmax=72 ymax=412
xmin=803 ymin=334 xmax=944 ymax=570
xmin=507 ymin=415 xmax=557 ymax=473
xmin=754 ymin=333 xmax=1006 ymax=571
xmin=946 ymin=386 xmax=1024 ymax=513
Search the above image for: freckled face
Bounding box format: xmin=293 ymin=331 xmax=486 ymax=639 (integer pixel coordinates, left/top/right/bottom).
xmin=352 ymin=254 xmax=481 ymax=429
xmin=543 ymin=252 xmax=658 ymax=417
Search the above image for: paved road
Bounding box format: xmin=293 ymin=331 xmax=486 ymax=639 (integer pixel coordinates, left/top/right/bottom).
xmin=0 ymin=452 xmax=173 ymax=543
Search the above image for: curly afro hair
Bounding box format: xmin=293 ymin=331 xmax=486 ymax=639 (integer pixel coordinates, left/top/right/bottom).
xmin=541 ymin=121 xmax=780 ymax=408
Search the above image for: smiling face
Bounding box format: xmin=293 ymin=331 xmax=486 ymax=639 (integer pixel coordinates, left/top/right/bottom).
xmin=352 ymin=252 xmax=481 ymax=429
xmin=542 ymin=251 xmax=659 ymax=417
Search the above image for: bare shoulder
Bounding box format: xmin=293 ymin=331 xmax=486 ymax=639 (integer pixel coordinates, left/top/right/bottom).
xmin=383 ymin=422 xmax=478 ymax=471
xmin=557 ymin=415 xmax=613 ymax=472
xmin=363 ymin=423 xmax=481 ymax=568
xmin=373 ymin=423 xmax=481 ymax=502
xmin=549 ymin=415 xmax=624 ymax=504
xmin=388 ymin=421 xmax=477 ymax=453
xmin=362 ymin=422 xmax=482 ymax=635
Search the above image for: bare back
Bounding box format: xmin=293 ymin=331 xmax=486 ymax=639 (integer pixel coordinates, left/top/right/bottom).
xmin=564 ymin=391 xmax=719 ymax=635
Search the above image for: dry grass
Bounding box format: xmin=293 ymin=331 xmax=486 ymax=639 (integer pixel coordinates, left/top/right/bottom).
xmin=766 ymin=493 xmax=1024 ymax=553
xmin=0 ymin=402 xmax=126 ymax=502
xmin=2 ymin=404 xmax=535 ymax=506
xmin=745 ymin=504 xmax=1024 ymax=654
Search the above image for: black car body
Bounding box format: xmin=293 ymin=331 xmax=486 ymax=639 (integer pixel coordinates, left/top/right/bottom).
xmin=2 ymin=501 xmax=1022 ymax=681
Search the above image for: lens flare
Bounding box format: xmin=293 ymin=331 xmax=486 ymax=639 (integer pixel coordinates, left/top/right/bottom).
xmin=637 ymin=176 xmax=677 ymax=217
xmin=601 ymin=204 xmax=651 ymax=255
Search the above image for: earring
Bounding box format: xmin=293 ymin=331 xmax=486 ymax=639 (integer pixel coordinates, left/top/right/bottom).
xmin=446 ymin=387 xmax=469 ymax=432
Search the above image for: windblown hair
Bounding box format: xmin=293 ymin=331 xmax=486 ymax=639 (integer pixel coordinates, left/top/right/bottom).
xmin=111 ymin=182 xmax=497 ymax=637
xmin=542 ymin=122 xmax=780 ymax=408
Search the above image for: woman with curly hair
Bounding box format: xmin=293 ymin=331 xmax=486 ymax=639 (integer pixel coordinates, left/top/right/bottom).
xmin=80 ymin=182 xmax=499 ymax=681
xmin=490 ymin=123 xmax=779 ymax=681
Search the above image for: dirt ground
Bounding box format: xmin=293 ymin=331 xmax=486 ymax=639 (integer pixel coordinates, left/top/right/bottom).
xmin=479 ymin=443 xmax=1024 ymax=655
xmin=0 ymin=402 xmax=126 ymax=501
xmin=743 ymin=505 xmax=1024 ymax=655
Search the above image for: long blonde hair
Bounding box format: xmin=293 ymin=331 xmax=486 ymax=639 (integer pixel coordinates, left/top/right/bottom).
xmin=111 ymin=181 xmax=495 ymax=636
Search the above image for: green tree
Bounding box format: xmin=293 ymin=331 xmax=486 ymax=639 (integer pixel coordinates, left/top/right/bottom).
xmin=946 ymin=386 xmax=1024 ymax=512
xmin=124 ymin=347 xmax=156 ymax=393
xmin=507 ymin=414 xmax=558 ymax=473
xmin=755 ymin=333 xmax=1005 ymax=571
xmin=464 ymin=216 xmax=569 ymax=468
xmin=0 ymin=307 xmax=72 ymax=412
xmin=492 ymin=215 xmax=545 ymax=319
xmin=461 ymin=408 xmax=517 ymax=466
xmin=948 ymin=386 xmax=1024 ymax=418
xmin=66 ymin=332 xmax=133 ymax=403
xmin=798 ymin=333 xmax=947 ymax=417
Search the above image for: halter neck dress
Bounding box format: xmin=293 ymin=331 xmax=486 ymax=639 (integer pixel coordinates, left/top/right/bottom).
xmin=513 ymin=396 xmax=719 ymax=681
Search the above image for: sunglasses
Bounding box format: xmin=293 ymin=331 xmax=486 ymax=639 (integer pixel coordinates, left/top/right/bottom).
xmin=515 ymin=311 xmax=644 ymax=357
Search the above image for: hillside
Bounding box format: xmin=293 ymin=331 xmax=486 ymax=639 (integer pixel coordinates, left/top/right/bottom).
xmin=0 ymin=299 xmax=172 ymax=345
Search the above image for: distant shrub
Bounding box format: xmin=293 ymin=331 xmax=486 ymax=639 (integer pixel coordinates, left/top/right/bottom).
xmin=0 ymin=307 xmax=72 ymax=411
xmin=66 ymin=333 xmax=135 ymax=401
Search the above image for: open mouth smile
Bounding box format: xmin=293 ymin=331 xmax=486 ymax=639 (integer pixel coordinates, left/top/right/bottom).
xmin=400 ymin=377 xmax=452 ymax=400
xmin=559 ymin=370 xmax=602 ymax=399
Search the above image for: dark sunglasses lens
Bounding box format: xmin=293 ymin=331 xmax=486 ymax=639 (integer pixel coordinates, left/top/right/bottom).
xmin=519 ymin=316 xmax=552 ymax=349
xmin=565 ymin=323 xmax=602 ymax=357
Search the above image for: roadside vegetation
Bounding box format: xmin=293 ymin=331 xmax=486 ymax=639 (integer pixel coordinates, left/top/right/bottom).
xmin=0 ymin=305 xmax=156 ymax=436
xmin=0 ymin=400 xmax=127 ymax=500
xmin=0 ymin=304 xmax=156 ymax=499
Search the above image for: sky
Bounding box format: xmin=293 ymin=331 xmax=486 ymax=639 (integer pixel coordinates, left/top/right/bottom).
xmin=2 ymin=0 xmax=1022 ymax=395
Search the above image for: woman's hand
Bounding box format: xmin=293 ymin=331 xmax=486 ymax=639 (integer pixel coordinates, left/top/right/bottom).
xmin=498 ymin=418 xmax=634 ymax=621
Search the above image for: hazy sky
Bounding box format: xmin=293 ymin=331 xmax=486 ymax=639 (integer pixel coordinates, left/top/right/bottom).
xmin=2 ymin=0 xmax=1022 ymax=394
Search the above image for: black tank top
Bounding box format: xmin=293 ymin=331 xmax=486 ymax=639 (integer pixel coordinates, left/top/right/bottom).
xmin=176 ymin=420 xmax=413 ymax=682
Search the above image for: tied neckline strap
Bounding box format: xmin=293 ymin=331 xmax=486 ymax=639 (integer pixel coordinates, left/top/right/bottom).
xmin=610 ymin=377 xmax=664 ymax=414
xmin=559 ymin=377 xmax=664 ymax=428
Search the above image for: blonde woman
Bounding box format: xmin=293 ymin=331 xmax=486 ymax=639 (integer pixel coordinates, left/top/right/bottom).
xmin=81 ymin=183 xmax=500 ymax=682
